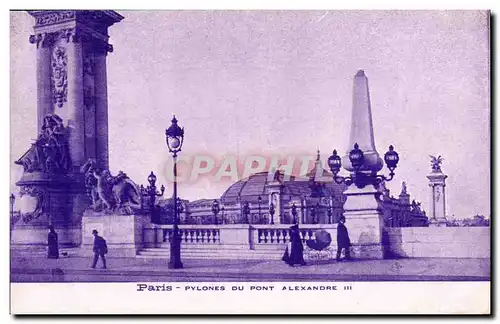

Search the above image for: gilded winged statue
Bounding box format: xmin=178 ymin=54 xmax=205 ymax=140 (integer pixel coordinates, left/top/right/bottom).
xmin=429 ymin=155 xmax=444 ymax=172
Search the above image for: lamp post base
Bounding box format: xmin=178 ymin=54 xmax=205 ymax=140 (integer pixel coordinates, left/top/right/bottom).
xmin=168 ymin=233 xmax=183 ymax=269
xmin=168 ymin=260 xmax=184 ymax=269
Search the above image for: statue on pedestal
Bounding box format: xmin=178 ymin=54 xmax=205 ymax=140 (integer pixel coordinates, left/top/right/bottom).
xmin=80 ymin=158 xmax=142 ymax=215
xmin=15 ymin=113 xmax=70 ymax=174
xmin=429 ymin=155 xmax=444 ymax=173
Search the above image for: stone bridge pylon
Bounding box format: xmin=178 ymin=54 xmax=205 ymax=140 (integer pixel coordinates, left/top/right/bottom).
xmin=11 ymin=11 xmax=123 ymax=248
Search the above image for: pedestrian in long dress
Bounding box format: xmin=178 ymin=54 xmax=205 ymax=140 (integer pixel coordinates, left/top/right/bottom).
xmin=91 ymin=230 xmax=108 ymax=269
xmin=282 ymin=224 xmax=306 ymax=266
xmin=47 ymin=225 xmax=59 ymax=259
xmin=336 ymin=216 xmax=352 ymax=261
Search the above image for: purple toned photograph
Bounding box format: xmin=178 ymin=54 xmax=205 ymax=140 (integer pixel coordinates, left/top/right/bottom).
xmin=9 ymin=9 xmax=490 ymax=314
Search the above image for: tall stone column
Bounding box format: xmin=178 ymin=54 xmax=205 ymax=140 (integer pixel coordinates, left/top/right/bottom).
xmin=33 ymin=34 xmax=54 ymax=131
xmin=94 ymin=53 xmax=110 ymax=169
xmin=427 ymin=160 xmax=448 ymax=227
xmin=12 ymin=11 xmax=123 ymax=249
xmin=341 ymin=70 xmax=385 ymax=259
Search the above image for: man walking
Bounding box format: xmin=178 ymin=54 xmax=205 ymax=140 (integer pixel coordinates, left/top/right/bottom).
xmin=91 ymin=229 xmax=108 ymax=269
xmin=336 ymin=216 xmax=351 ymax=261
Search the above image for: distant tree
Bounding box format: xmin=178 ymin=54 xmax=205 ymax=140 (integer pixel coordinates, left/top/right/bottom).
xmin=446 ymin=214 xmax=489 ymax=227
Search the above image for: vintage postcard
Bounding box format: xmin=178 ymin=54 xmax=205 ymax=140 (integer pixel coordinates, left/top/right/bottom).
xmin=9 ymin=9 xmax=490 ymax=314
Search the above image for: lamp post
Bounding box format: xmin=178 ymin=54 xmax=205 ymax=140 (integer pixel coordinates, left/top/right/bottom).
xmin=257 ymin=195 xmax=262 ymax=223
xmin=291 ymin=203 xmax=298 ymax=224
xmin=10 ymin=193 xmax=16 ymax=240
xmin=176 ymin=197 xmax=184 ymax=222
xmin=327 ymin=198 xmax=333 ymax=224
xmin=269 ymin=201 xmax=275 ymax=225
xmin=10 ymin=193 xmax=15 ymax=218
xmin=243 ymin=201 xmax=251 ymax=224
xmin=309 ymin=203 xmax=320 ymax=225
xmin=327 ymin=143 xmax=399 ymax=188
xmin=211 ymin=199 xmax=220 ymax=225
xmin=141 ymin=171 xmax=165 ymax=223
xmin=165 ymin=115 xmax=184 ymax=269
xmin=300 ymin=197 xmax=306 ymax=224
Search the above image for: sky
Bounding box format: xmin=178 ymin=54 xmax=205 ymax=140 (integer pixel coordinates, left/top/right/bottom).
xmin=10 ymin=10 xmax=490 ymax=219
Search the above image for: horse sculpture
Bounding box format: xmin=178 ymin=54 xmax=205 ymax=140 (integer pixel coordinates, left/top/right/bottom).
xmin=80 ymin=158 xmax=142 ymax=215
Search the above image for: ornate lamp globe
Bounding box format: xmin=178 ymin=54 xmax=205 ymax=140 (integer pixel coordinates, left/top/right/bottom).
xmin=147 ymin=171 xmax=157 ymax=186
xmin=384 ymin=145 xmax=399 ymax=171
xmin=349 ymin=143 xmax=364 ymax=170
xmin=165 ymin=115 xmax=184 ymax=153
xmin=243 ymin=201 xmax=250 ymax=213
xmin=328 ymin=150 xmax=342 ymax=174
xmin=212 ymin=199 xmax=220 ymax=214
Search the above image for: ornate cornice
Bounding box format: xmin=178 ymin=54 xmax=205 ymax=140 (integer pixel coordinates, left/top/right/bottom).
xmin=28 ymin=10 xmax=76 ymax=27
xmin=28 ymin=10 xmax=124 ymax=28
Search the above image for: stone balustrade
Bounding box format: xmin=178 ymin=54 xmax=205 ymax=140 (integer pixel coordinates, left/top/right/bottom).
xmin=143 ymin=225 xmax=221 ymax=247
xmin=142 ymin=223 xmax=338 ymax=250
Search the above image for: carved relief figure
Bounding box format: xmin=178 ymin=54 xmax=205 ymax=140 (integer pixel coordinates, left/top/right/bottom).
xmin=80 ymin=158 xmax=142 ymax=215
xmin=83 ymin=86 xmax=94 ymax=109
xmin=15 ymin=114 xmax=70 ymax=174
xmin=18 ymin=186 xmax=46 ymax=223
xmin=401 ymin=181 xmax=407 ymax=195
xmin=52 ymin=46 xmax=68 ymax=108
xmin=80 ymin=159 xmax=100 ymax=208
xmin=273 ymin=168 xmax=284 ymax=183
xmin=83 ymin=53 xmax=95 ymax=75
xmin=429 ymin=155 xmax=444 ymax=173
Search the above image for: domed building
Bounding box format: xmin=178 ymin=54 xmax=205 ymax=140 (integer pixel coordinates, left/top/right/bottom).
xmin=185 ymin=151 xmax=348 ymax=225
xmin=153 ymin=150 xmax=428 ymax=227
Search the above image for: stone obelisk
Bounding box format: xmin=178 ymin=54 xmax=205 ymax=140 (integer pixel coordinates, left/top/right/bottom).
xmin=12 ymin=11 xmax=123 ymax=249
xmin=341 ymin=70 xmax=385 ymax=259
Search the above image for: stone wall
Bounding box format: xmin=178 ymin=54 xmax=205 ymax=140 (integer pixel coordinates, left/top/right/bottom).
xmin=384 ymin=227 xmax=490 ymax=258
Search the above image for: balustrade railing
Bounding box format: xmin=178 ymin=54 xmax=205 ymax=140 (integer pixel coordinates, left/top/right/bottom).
xmin=142 ymin=224 xmax=337 ymax=248
xmin=144 ymin=226 xmax=221 ymax=245
xmin=256 ymin=227 xmax=317 ymax=244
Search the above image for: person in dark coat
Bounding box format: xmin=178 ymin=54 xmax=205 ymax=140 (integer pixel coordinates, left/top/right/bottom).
xmin=282 ymin=224 xmax=306 ymax=266
xmin=91 ymin=229 xmax=108 ymax=269
xmin=336 ymin=216 xmax=351 ymax=261
xmin=47 ymin=225 xmax=59 ymax=259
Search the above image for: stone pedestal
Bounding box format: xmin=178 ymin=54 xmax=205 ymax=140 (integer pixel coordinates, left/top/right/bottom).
xmin=343 ymin=184 xmax=385 ymax=259
xmin=11 ymin=172 xmax=83 ymax=249
xmin=427 ymin=171 xmax=448 ymax=227
xmin=81 ymin=211 xmax=149 ymax=258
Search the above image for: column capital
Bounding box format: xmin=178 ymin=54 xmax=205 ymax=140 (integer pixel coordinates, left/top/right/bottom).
xmin=27 ymin=10 xmax=123 ymax=54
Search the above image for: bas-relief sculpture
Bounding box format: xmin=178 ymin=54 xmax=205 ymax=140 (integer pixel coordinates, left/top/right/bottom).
xmin=51 ymin=46 xmax=68 ymax=108
xmin=80 ymin=158 xmax=142 ymax=215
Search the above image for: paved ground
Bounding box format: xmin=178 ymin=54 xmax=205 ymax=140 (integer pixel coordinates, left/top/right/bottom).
xmin=10 ymin=253 xmax=490 ymax=282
